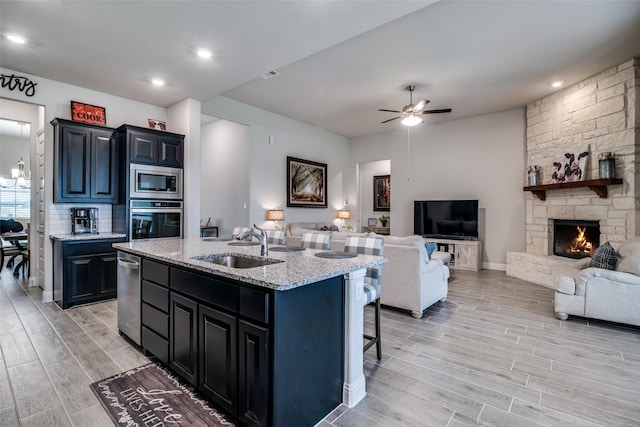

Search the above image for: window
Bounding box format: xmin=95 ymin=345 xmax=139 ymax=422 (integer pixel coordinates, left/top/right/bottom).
xmin=0 ymin=178 xmax=31 ymax=219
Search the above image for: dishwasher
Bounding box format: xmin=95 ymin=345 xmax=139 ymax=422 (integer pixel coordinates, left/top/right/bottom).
xmin=117 ymin=251 xmax=141 ymax=345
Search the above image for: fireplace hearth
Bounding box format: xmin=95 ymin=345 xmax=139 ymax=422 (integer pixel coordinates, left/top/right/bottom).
xmin=552 ymin=219 xmax=599 ymax=259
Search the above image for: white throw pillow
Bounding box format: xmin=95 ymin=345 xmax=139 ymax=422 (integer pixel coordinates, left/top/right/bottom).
xmin=615 ymin=238 xmax=640 ymax=275
xmin=290 ymin=227 xmax=320 ymax=237
xmin=383 ymin=235 xmax=429 ymax=263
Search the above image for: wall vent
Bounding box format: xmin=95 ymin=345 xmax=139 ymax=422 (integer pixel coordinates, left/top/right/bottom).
xmin=261 ymin=70 xmax=280 ymax=79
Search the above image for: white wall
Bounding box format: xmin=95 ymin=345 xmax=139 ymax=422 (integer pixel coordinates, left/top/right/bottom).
xmin=0 ymin=134 xmax=30 ymax=177
xmin=349 ymin=109 xmax=526 ymax=270
xmin=201 ymin=119 xmax=250 ymax=237
xmin=168 ymin=98 xmax=201 ymax=238
xmin=0 ymin=98 xmax=39 ymax=181
xmin=201 ymin=96 xmax=350 ymax=228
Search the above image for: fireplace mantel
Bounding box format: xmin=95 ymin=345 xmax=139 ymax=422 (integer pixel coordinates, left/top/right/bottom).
xmin=523 ymin=178 xmax=623 ymax=201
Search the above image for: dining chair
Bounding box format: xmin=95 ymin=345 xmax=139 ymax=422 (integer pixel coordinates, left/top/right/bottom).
xmin=300 ymin=232 xmax=332 ymax=250
xmin=14 ymin=224 xmax=30 ymax=277
xmin=265 ymin=229 xmax=287 ymax=246
xmin=344 ymin=235 xmax=384 ymax=360
xmin=0 ymin=236 xmax=22 ymax=273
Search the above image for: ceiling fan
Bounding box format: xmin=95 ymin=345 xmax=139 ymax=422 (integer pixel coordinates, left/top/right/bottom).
xmin=378 ymin=85 xmax=452 ymax=126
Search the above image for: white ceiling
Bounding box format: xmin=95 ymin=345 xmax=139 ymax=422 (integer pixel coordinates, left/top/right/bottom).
xmin=1 ymin=0 xmax=639 ymax=138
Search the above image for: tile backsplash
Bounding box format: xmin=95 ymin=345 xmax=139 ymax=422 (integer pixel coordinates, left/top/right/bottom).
xmin=49 ymin=204 xmax=112 ymax=234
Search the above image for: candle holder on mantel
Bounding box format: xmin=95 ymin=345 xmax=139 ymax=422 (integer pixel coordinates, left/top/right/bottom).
xmin=527 ymin=165 xmax=540 ymax=186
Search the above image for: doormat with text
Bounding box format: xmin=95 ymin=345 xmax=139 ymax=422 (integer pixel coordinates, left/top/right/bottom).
xmin=90 ymin=363 xmax=234 ymax=426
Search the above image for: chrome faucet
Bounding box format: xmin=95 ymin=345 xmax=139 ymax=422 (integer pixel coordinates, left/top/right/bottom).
xmin=238 ymin=224 xmax=269 ymax=256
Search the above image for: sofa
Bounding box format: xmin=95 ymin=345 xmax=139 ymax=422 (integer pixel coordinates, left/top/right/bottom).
xmin=287 ymin=223 xmax=450 ymax=318
xmin=553 ymin=237 xmax=640 ymax=326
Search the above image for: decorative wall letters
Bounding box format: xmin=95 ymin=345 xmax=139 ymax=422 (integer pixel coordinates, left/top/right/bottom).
xmin=0 ymin=74 xmax=37 ymax=97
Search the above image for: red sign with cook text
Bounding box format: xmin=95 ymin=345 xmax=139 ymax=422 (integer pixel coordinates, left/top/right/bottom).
xmin=71 ymin=101 xmax=106 ymax=125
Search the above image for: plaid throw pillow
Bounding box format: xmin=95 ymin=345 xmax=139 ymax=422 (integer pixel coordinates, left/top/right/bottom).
xmin=590 ymin=242 xmax=617 ymax=270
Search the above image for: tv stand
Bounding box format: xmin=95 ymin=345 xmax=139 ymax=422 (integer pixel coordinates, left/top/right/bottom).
xmin=424 ymin=237 xmax=482 ymax=271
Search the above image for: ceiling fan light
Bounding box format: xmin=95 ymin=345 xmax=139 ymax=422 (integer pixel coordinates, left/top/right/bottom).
xmin=401 ymin=114 xmax=423 ymax=127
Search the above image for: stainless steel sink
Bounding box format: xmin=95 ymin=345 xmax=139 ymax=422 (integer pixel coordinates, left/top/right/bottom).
xmin=192 ymin=253 xmax=283 ymax=269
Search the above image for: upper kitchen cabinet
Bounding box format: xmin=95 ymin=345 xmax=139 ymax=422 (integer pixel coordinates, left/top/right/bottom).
xmin=117 ymin=124 xmax=184 ymax=168
xmin=52 ymin=118 xmax=118 ymax=203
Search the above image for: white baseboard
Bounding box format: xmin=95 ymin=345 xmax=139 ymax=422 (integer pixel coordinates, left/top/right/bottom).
xmin=483 ymin=262 xmax=506 ymax=271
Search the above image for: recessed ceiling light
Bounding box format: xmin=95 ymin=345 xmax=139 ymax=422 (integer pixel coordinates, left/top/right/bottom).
xmin=151 ymin=78 xmax=165 ymax=87
xmin=550 ymin=80 xmax=565 ymax=88
xmin=6 ymin=34 xmax=27 ymax=44
xmin=196 ymin=48 xmax=212 ymax=59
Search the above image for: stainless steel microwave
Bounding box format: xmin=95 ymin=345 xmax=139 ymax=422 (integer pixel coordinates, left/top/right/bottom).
xmin=130 ymin=164 xmax=183 ymax=200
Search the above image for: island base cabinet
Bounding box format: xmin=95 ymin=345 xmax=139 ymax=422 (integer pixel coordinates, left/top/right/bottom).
xmin=199 ymin=305 xmax=238 ymax=416
xmin=271 ymin=276 xmax=343 ymax=427
xmin=169 ymin=293 xmax=198 ymax=386
xmin=238 ymin=321 xmax=269 ymax=427
xmin=140 ymin=260 xmax=344 ymax=427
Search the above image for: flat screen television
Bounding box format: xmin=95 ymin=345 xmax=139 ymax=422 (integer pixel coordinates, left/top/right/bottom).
xmin=414 ymin=200 xmax=479 ymax=239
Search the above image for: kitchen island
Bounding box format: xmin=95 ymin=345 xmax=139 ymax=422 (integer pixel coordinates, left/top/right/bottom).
xmin=114 ymin=238 xmax=386 ymax=427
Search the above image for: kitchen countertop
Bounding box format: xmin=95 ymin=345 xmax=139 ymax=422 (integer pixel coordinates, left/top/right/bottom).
xmin=113 ymin=238 xmax=387 ymax=291
xmin=50 ymin=233 xmax=127 ymax=241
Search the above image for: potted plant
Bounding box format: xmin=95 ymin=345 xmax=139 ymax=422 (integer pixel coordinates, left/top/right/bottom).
xmin=379 ymin=215 xmax=390 ymax=227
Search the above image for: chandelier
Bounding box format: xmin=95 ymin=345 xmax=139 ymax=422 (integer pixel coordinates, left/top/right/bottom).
xmin=0 ymin=158 xmax=30 ymax=188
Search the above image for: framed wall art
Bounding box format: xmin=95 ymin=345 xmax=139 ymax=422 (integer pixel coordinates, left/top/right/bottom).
xmin=148 ymin=119 xmax=166 ymax=131
xmin=550 ymin=145 xmax=590 ymax=183
xmin=287 ymin=156 xmax=327 ymax=208
xmin=373 ymin=174 xmax=390 ymax=211
xmin=70 ymin=101 xmax=106 ymax=126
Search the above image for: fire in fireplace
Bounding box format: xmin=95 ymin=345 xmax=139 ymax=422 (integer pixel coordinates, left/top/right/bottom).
xmin=552 ymin=219 xmax=600 ymax=259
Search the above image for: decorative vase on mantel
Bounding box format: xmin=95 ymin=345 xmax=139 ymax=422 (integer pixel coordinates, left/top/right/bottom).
xmin=598 ymin=152 xmax=615 ymax=179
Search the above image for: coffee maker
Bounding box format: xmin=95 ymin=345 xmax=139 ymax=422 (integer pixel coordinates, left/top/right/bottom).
xmin=70 ymin=208 xmax=99 ymax=235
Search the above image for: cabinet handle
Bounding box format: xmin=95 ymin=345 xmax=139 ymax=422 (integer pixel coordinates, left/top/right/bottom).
xmin=117 ymin=258 xmax=139 ymax=270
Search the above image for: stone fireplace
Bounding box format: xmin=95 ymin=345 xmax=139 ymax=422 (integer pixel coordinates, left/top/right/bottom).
xmin=551 ymin=219 xmax=599 ymax=259
xmin=507 ymin=57 xmax=639 ymax=288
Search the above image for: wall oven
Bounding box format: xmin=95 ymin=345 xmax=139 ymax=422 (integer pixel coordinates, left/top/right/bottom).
xmin=130 ymin=200 xmax=183 ymax=240
xmin=130 ymin=164 xmax=183 ymax=200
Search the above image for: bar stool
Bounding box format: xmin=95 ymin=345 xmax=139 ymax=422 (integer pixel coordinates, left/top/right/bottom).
xmin=265 ymin=230 xmax=287 ymax=246
xmin=300 ymin=232 xmax=332 ymax=250
xmin=344 ymin=236 xmax=384 ymax=360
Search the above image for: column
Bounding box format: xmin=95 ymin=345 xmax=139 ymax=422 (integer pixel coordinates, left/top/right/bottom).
xmin=342 ymin=268 xmax=366 ymax=407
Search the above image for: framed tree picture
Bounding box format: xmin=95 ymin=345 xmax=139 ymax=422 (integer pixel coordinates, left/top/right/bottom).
xmin=287 ymin=156 xmax=327 ymax=208
xmin=373 ymin=175 xmax=390 ymax=211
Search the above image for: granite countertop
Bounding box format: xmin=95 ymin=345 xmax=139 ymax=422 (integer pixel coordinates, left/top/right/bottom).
xmin=114 ymin=238 xmax=387 ymax=291
xmin=50 ymin=233 xmax=127 ymax=241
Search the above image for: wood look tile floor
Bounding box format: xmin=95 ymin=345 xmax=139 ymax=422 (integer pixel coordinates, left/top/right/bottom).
xmin=1 ymin=267 xmax=639 ymax=426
